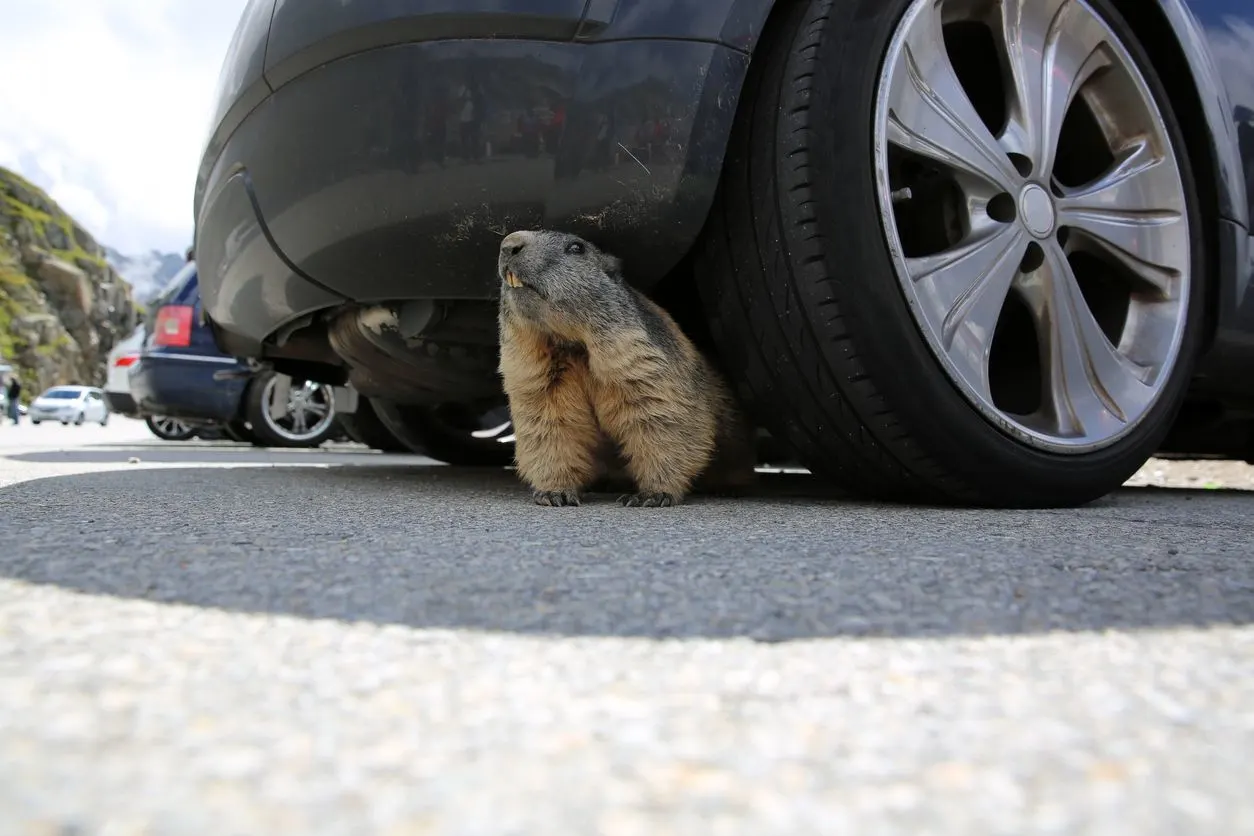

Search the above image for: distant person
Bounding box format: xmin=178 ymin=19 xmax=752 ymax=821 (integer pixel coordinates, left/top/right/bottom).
xmin=5 ymin=376 xmax=20 ymax=424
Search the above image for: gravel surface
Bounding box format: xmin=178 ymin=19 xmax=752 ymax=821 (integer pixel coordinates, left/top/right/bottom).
xmin=0 ymin=421 xmax=1251 ymax=834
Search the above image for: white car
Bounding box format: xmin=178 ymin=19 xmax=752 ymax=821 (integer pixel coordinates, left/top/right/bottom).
xmin=105 ymin=324 xmax=197 ymax=440
xmin=104 ymin=324 xmax=146 ymax=417
xmin=28 ymin=386 xmax=111 ymax=426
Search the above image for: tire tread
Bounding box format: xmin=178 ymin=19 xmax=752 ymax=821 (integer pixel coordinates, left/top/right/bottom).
xmin=695 ymin=0 xmax=982 ymax=503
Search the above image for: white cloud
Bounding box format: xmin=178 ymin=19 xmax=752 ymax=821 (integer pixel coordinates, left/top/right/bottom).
xmin=0 ymin=0 xmax=250 ymax=254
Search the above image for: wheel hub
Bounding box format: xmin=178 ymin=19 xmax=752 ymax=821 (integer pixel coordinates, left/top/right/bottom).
xmin=1018 ymin=184 xmax=1056 ymax=239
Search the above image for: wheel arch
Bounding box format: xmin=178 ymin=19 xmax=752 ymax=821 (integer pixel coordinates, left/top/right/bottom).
xmin=1090 ymin=0 xmax=1249 ymax=356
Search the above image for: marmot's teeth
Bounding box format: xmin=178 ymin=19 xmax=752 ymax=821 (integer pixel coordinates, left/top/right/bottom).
xmin=506 ymin=270 xmax=522 ymax=288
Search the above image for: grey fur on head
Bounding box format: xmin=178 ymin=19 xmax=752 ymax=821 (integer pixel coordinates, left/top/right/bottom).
xmin=497 ymin=229 xmax=629 ymax=336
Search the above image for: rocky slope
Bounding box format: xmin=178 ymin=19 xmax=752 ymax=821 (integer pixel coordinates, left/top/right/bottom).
xmin=0 ymin=167 xmax=139 ymax=398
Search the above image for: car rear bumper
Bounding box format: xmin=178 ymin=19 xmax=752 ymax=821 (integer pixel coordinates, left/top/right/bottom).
xmin=129 ymin=353 xmax=250 ymax=423
xmin=193 ymin=31 xmax=752 ymax=352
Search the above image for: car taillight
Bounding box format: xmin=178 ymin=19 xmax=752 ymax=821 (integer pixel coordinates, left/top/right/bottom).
xmin=115 ymin=354 xmax=139 ymax=367
xmin=153 ymin=305 xmax=194 ymax=347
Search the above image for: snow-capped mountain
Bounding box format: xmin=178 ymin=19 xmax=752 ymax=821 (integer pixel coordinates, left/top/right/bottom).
xmin=104 ymin=247 xmax=187 ymax=303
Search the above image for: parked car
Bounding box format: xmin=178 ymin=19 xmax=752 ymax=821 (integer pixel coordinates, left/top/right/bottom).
xmin=128 ymin=260 xmax=350 ymax=448
xmin=105 ymin=310 xmax=219 ymax=442
xmin=103 ymin=324 xmax=146 ymax=419
xmin=28 ymin=386 xmax=110 ymax=426
xmin=193 ymin=0 xmax=1254 ymax=506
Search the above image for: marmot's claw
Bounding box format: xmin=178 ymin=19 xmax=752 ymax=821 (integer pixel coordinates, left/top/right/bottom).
xmin=533 ymin=489 xmax=581 ymax=507
xmin=617 ymin=491 xmax=676 ymax=508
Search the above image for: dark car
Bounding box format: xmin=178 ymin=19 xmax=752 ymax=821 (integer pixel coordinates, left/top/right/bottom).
xmin=129 ymin=261 xmax=349 ymax=448
xmin=192 ymin=0 xmax=1254 ymax=506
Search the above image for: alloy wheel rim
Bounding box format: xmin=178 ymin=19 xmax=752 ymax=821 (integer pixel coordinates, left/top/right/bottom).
xmin=261 ymin=377 xmax=336 ymax=442
xmin=153 ymin=416 xmax=191 ymax=436
xmin=873 ymin=0 xmax=1190 ymax=453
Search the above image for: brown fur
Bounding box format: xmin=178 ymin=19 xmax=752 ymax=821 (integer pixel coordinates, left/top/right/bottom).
xmin=496 ymin=229 xmax=757 ymax=507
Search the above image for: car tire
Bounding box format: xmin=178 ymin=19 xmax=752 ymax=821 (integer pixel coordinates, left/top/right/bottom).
xmin=693 ymin=0 xmax=1206 ymax=508
xmin=243 ymin=370 xmax=339 ymax=448
xmin=30 ymin=419 xmax=40 ymax=425
xmin=337 ymin=397 xmax=409 ymax=453
xmin=146 ymin=415 xmax=196 ymax=441
xmin=73 ymin=412 xmax=84 ymax=426
xmin=221 ymin=419 xmax=262 ymax=445
xmin=371 ymin=400 xmax=515 ymax=467
xmin=100 ymin=413 xmax=109 ymax=426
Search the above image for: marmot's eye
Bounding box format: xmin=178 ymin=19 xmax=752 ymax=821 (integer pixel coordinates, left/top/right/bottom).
xmin=564 ymin=241 xmax=585 ymax=255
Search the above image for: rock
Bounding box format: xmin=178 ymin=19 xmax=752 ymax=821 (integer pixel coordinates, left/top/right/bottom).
xmin=42 ymin=222 xmax=70 ymax=251
xmin=72 ymin=222 xmax=101 ymax=256
xmin=14 ymin=313 xmax=63 ymax=344
xmin=12 ymin=217 xmax=40 ymax=250
xmin=0 ymin=165 xmax=140 ymax=393
xmin=1 ymin=177 xmax=55 ymax=216
xmin=37 ymin=255 xmax=92 ymax=315
xmin=10 ymin=314 xmax=83 ymax=393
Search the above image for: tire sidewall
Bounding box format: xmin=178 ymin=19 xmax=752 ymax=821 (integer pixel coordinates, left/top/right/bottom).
xmin=788 ymin=0 xmax=1207 ymax=504
xmin=372 ymin=399 xmax=516 ymax=467
xmin=337 ymin=397 xmax=409 ymax=453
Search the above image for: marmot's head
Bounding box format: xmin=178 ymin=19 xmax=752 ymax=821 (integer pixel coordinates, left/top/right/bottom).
xmin=497 ymin=229 xmax=625 ymax=336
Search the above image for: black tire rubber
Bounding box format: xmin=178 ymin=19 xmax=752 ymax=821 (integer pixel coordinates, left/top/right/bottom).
xmin=221 ymin=420 xmax=261 ymax=445
xmin=693 ymin=0 xmax=1207 ymax=508
xmin=145 ymin=415 xmax=195 ymax=442
xmin=372 ymin=399 xmax=515 ymax=467
xmin=242 ymin=370 xmax=339 ymax=449
xmin=73 ymin=412 xmax=84 ymax=426
xmin=337 ymin=397 xmax=409 ymax=453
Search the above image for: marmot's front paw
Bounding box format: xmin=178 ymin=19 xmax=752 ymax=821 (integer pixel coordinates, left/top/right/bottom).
xmin=533 ymin=489 xmax=581 ymax=507
xmin=617 ymin=491 xmax=677 ymax=508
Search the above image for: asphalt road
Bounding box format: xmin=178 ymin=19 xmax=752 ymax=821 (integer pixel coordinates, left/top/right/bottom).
xmin=0 ymin=418 xmax=1251 ymax=834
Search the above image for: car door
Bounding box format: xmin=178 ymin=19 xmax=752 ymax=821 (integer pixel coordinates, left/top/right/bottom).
xmin=89 ymin=391 xmax=106 ymax=421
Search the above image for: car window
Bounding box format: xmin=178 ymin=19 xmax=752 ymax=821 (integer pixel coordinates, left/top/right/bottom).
xmin=150 ymin=261 xmax=197 ymax=309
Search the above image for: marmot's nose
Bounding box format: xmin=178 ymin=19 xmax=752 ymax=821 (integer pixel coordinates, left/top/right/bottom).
xmin=500 ymin=230 xmax=534 ymax=257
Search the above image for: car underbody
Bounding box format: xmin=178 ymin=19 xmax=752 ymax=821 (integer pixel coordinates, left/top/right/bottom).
xmin=194 ymin=0 xmax=1254 ymax=503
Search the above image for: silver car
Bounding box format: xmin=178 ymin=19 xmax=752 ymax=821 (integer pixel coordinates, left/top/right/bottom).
xmin=28 ymin=386 xmax=111 ymax=426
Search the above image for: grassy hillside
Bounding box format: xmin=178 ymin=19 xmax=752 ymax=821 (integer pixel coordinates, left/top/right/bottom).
xmin=0 ymin=166 xmax=138 ymax=400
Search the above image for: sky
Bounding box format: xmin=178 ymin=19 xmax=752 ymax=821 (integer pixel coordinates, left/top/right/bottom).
xmin=0 ymin=0 xmax=251 ymax=256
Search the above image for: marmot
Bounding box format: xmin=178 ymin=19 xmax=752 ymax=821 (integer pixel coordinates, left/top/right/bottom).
xmin=496 ymin=229 xmax=757 ymax=507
